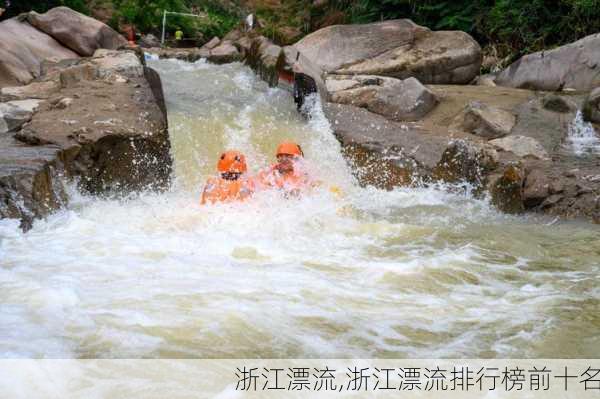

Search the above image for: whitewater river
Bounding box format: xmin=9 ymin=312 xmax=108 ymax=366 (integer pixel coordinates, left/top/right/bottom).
xmin=0 ymin=59 xmax=599 ymax=359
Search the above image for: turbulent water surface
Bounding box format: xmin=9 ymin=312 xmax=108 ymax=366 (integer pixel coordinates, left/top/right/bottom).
xmin=1 ymin=59 xmax=599 ymax=359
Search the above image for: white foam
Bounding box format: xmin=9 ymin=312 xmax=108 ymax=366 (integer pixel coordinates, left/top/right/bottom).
xmin=566 ymin=110 xmax=600 ymax=155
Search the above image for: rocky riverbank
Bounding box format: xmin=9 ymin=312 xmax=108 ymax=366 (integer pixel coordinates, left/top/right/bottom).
xmin=0 ymin=8 xmax=171 ymax=230
xmin=189 ymin=18 xmax=599 ymax=223
xmin=2 ymin=7 xmax=600 ymax=227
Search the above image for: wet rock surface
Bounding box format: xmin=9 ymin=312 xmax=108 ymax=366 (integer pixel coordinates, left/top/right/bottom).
xmin=0 ymin=134 xmax=66 ymax=230
xmin=323 ymin=102 xmax=448 ymax=189
xmin=321 ymin=81 xmax=599 ymax=222
xmin=0 ymin=49 xmax=172 ymax=229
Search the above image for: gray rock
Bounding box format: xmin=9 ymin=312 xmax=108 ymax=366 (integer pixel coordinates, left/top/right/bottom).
xmin=489 ymin=135 xmax=550 ymax=160
xmin=373 ymin=78 xmax=438 ymax=121
xmin=54 ymin=97 xmax=73 ymax=109
xmin=1 ymin=59 xmax=172 ymax=230
xmin=0 ymin=134 xmax=66 ymax=230
xmin=223 ymin=29 xmax=243 ymax=42
xmin=523 ymin=168 xmax=551 ymax=207
xmin=433 ymin=140 xmax=498 ymax=186
xmin=488 ymin=164 xmax=525 ymax=214
xmin=245 ymin=37 xmax=284 ymax=86
xmin=92 ymin=49 xmax=144 ymax=78
xmin=139 ymin=34 xmax=160 ymax=48
xmin=207 ymin=42 xmax=242 ymax=64
xmin=235 ymin=36 xmax=253 ymax=58
xmin=325 ymin=77 xmax=361 ymax=93
xmin=495 ymin=33 xmax=600 ymax=91
xmin=0 ymin=18 xmax=79 ymax=87
xmin=323 ymin=102 xmax=449 ymax=189
xmin=8 ymin=99 xmax=42 ymax=113
xmin=583 ymin=87 xmax=600 ymax=124
xmin=542 ymin=94 xmax=576 ymax=113
xmin=453 ymin=101 xmax=516 ymax=139
xmin=473 ymin=74 xmax=497 ymax=87
xmin=0 ymin=100 xmax=41 ymax=133
xmin=203 ymin=37 xmax=221 ymax=50
xmin=59 ymin=63 xmax=98 ymax=87
xmin=295 ymin=19 xmax=482 ymax=84
xmin=330 ymin=76 xmax=438 ymax=121
xmin=0 ymin=80 xmax=61 ymax=101
xmin=26 ymin=6 xmax=128 ymax=56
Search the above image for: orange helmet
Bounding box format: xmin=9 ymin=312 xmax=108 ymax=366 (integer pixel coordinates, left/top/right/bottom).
xmin=276 ymin=141 xmax=303 ymax=157
xmin=217 ymin=150 xmax=247 ymax=174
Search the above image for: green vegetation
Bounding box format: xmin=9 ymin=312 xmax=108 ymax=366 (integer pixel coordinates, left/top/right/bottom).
xmin=2 ymin=0 xmax=89 ymax=19
xmin=109 ymin=0 xmax=239 ymax=39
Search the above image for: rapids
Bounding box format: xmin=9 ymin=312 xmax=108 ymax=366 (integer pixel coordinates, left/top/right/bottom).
xmin=0 ymin=59 xmax=599 ymax=359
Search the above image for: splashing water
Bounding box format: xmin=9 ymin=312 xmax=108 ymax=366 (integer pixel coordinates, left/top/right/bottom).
xmin=566 ymin=111 xmax=600 ymax=156
xmin=0 ymin=59 xmax=599 ymax=359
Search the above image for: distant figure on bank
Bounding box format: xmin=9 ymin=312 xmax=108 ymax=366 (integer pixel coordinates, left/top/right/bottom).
xmin=175 ymin=27 xmax=183 ymax=42
xmin=201 ymin=150 xmax=255 ymax=205
xmin=257 ymin=141 xmax=319 ymax=197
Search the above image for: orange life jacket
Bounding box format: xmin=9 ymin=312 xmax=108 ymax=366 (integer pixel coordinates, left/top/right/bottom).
xmin=201 ymin=175 xmax=255 ymax=205
xmin=256 ymin=164 xmax=311 ymax=194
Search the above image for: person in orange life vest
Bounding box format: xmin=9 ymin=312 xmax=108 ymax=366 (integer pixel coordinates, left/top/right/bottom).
xmin=201 ymin=150 xmax=255 ymax=205
xmin=257 ymin=141 xmax=320 ymax=197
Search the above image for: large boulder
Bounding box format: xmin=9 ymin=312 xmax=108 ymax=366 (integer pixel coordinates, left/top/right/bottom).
xmin=26 ymin=6 xmax=128 ymax=57
xmin=0 ymin=18 xmax=79 ymax=87
xmin=294 ymin=19 xmax=482 ymax=84
xmin=583 ymin=87 xmax=600 ymax=124
xmin=329 ymin=75 xmax=438 ymax=121
xmin=495 ymin=33 xmax=600 ymax=91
